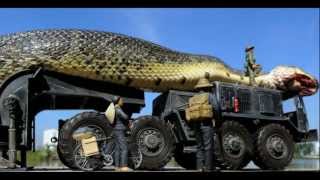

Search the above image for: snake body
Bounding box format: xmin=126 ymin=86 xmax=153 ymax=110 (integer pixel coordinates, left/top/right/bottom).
xmin=0 ymin=29 xmax=317 ymax=95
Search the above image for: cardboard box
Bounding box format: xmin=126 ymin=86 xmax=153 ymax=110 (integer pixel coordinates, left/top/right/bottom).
xmin=81 ymin=136 xmax=100 ymax=157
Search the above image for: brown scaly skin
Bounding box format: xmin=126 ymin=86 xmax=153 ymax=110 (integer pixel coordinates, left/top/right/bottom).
xmin=0 ymin=29 xmax=318 ymax=96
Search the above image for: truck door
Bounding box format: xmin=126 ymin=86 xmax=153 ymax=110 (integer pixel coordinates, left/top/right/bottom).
xmin=294 ymin=96 xmax=309 ymax=133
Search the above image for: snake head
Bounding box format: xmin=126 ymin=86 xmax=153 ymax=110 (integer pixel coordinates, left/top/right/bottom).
xmin=270 ymin=66 xmax=318 ymax=96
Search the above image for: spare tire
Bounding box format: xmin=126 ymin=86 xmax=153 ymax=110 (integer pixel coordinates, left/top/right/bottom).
xmin=58 ymin=111 xmax=112 ymax=170
xmin=131 ymin=115 xmax=175 ymax=170
xmin=57 ymin=145 xmax=77 ymax=169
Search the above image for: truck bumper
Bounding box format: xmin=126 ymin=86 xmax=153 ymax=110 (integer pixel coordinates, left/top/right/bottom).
xmin=303 ymin=129 xmax=318 ymax=142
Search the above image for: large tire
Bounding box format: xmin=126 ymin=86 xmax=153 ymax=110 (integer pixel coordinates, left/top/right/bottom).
xmin=58 ymin=111 xmax=112 ymax=170
xmin=57 ymin=145 xmax=77 ymax=169
xmin=253 ymin=124 xmax=294 ymax=170
xmin=214 ymin=121 xmax=253 ymax=170
xmin=131 ymin=115 xmax=175 ymax=170
xmin=173 ymin=144 xmax=197 ymax=170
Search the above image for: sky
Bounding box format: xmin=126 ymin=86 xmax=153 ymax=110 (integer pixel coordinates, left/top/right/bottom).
xmin=0 ymin=8 xmax=318 ymax=148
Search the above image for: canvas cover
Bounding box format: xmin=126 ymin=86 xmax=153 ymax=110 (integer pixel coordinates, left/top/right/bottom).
xmin=185 ymin=93 xmax=213 ymax=122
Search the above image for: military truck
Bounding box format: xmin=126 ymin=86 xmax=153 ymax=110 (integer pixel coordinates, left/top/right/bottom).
xmin=151 ymin=81 xmax=318 ymax=170
xmin=57 ymin=79 xmax=317 ymax=170
xmin=0 ymin=68 xmax=317 ymax=170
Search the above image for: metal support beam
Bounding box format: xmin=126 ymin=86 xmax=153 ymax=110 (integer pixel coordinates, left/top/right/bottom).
xmin=8 ymin=121 xmax=16 ymax=168
xmin=3 ymin=95 xmax=22 ymax=169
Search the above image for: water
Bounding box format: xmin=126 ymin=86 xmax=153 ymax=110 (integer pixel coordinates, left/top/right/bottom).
xmin=245 ymin=158 xmax=320 ymax=170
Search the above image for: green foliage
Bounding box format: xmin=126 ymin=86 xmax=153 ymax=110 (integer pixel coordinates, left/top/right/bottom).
xmin=294 ymin=142 xmax=315 ymax=158
xmin=26 ymin=145 xmax=63 ymax=167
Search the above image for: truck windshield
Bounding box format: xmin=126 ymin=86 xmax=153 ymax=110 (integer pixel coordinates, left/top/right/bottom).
xmin=282 ymin=98 xmax=296 ymax=113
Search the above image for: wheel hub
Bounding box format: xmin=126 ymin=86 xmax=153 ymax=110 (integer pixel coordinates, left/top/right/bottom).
xmin=266 ymin=135 xmax=288 ymax=159
xmin=272 ymin=139 xmax=284 ymax=153
xmin=144 ymin=134 xmax=160 ymax=149
xmin=223 ymin=134 xmax=244 ymax=158
xmin=138 ymin=128 xmax=165 ymax=156
xmin=229 ymin=137 xmax=241 ymax=151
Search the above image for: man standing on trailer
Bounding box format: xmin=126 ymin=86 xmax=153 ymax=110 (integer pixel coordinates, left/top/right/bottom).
xmin=192 ymin=75 xmax=215 ymax=172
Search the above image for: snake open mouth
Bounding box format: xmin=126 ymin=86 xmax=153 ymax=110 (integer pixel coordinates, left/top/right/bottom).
xmin=285 ymin=74 xmax=318 ymax=96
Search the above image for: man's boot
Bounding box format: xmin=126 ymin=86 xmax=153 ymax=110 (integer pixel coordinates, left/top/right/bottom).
xmin=120 ymin=166 xmax=133 ymax=172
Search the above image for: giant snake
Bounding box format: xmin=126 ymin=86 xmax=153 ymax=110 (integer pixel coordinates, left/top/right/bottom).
xmin=0 ymin=29 xmax=318 ymax=96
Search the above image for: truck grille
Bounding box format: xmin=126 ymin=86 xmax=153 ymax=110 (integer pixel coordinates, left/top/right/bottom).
xmin=258 ymin=92 xmax=281 ymax=115
xmin=259 ymin=94 xmax=274 ymax=114
xmin=238 ymin=89 xmax=251 ymax=113
xmin=220 ymin=86 xmax=235 ymax=111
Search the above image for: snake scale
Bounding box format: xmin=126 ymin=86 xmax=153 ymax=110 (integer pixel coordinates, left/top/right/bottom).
xmin=0 ymin=29 xmax=318 ymax=96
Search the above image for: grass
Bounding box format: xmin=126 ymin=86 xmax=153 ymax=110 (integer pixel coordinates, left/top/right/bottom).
xmin=15 ymin=146 xmax=64 ymax=167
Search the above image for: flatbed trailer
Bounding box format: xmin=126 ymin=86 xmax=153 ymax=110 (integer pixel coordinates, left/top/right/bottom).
xmin=0 ymin=68 xmax=145 ymax=168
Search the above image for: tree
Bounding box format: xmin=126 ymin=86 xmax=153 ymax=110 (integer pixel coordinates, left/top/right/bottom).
xmin=294 ymin=142 xmax=315 ymax=158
